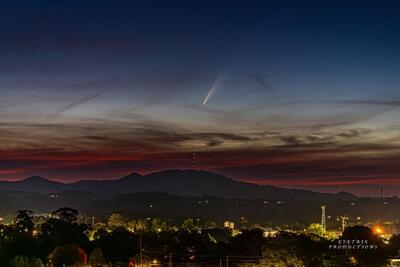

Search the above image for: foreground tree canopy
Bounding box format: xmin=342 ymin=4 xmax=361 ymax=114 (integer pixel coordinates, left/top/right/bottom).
xmin=0 ymin=208 xmax=398 ymax=267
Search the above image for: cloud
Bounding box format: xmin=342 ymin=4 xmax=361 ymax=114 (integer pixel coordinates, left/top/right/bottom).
xmin=277 ymin=128 xmax=372 ymax=147
xmin=231 ymin=73 xmax=271 ymax=98
xmin=0 ymin=103 xmax=15 ymax=110
xmin=281 ymin=99 xmax=400 ymax=107
xmin=53 ymin=92 xmax=101 ymax=116
xmin=0 ymin=116 xmax=377 ymax=155
xmin=266 ymin=99 xmax=399 ymax=128
xmin=0 ymin=114 xmax=399 ymax=192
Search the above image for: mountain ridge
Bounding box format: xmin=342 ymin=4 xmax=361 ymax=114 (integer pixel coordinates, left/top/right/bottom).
xmin=0 ymin=169 xmax=357 ymax=201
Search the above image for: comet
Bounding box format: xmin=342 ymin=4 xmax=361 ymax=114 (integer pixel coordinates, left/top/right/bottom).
xmin=202 ymin=74 xmax=224 ymax=105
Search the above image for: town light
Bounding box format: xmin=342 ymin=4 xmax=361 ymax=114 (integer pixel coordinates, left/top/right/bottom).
xmin=374 ymin=226 xmax=383 ymax=235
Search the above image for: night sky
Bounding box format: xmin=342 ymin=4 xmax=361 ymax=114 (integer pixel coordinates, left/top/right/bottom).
xmin=2 ymin=1 xmax=400 ymax=196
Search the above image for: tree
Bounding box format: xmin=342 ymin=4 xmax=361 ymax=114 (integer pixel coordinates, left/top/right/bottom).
xmin=91 ymin=222 xmax=107 ymax=240
xmin=0 ymin=246 xmax=11 ymax=267
xmin=89 ymin=247 xmax=106 ymax=267
xmin=342 ymin=225 xmax=376 ymax=241
xmin=127 ymin=220 xmax=137 ymax=232
xmin=389 ymin=234 xmax=400 ymax=256
xmin=52 ymin=207 xmax=79 ymax=224
xmin=305 ymin=223 xmax=325 ymax=236
xmin=259 ymin=232 xmax=327 ymax=267
xmin=93 ymin=228 xmax=137 ymax=262
xmin=15 ymin=210 xmax=34 ymax=235
xmin=204 ymin=221 xmax=218 ymax=229
xmin=305 ymin=223 xmax=326 ymax=240
xmin=341 ymin=226 xmax=387 ymax=267
xmin=321 ymin=253 xmax=352 ymax=267
xmin=10 ymin=256 xmax=44 ymax=267
xmin=51 ymin=244 xmax=87 ymax=267
xmin=261 ymin=247 xmax=306 ymax=267
xmin=41 ymin=208 xmax=89 ymax=249
xmin=93 ymin=228 xmax=109 ymax=240
xmin=230 ymin=229 xmax=266 ymax=256
xmin=3 ymin=211 xmax=41 ymax=260
xmin=135 ymin=219 xmax=149 ymax=233
xmin=108 ymin=213 xmax=126 ymax=230
xmin=151 ymin=218 xmax=168 ymax=232
xmin=304 ymin=223 xmax=338 ymax=241
xmin=11 ymin=255 xmax=29 ymax=267
xmin=182 ymin=218 xmax=196 ymax=232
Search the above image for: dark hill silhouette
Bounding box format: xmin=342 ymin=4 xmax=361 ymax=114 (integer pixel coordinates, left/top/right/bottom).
xmin=0 ymin=169 xmax=356 ymax=201
xmin=0 ymin=176 xmax=66 ymax=193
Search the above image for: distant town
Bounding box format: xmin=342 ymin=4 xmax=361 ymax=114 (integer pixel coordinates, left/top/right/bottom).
xmin=2 ymin=189 xmax=400 ymax=266
xmin=1 ymin=205 xmax=400 ymax=267
xmin=1 ymin=170 xmax=400 ymax=266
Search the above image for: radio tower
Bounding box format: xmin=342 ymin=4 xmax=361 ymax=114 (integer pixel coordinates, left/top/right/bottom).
xmin=321 ymin=205 xmax=326 ymax=230
xmin=192 ymin=152 xmax=197 ymax=169
xmin=338 ymin=216 xmax=349 ymax=232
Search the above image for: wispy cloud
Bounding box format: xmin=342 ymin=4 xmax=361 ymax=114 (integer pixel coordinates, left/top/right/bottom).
xmin=53 ymin=92 xmax=101 ymax=116
xmin=0 ymin=103 xmax=15 ymax=110
xmin=281 ymin=99 xmax=400 ymax=107
xmin=1 ymin=115 xmax=400 ymax=188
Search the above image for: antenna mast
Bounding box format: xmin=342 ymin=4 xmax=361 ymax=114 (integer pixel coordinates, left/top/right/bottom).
xmin=321 ymin=205 xmax=326 ymax=230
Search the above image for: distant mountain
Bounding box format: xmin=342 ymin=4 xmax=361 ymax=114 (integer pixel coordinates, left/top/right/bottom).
xmin=0 ymin=176 xmax=65 ymax=194
xmin=0 ymin=169 xmax=357 ymax=201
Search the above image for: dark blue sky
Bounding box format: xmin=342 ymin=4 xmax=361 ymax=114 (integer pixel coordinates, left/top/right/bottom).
xmin=2 ymin=1 xmax=400 ymax=196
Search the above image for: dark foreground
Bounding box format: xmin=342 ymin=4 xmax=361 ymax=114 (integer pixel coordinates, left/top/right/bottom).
xmin=1 ymin=208 xmax=400 ymax=267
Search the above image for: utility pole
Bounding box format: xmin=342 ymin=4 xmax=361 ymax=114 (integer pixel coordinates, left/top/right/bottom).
xmin=169 ymin=253 xmax=172 ymax=267
xmin=219 ymin=258 xmax=222 ymax=267
xmin=226 ymin=256 xmax=229 ymax=267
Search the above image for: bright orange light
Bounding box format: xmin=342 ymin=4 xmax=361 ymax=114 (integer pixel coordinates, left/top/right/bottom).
xmin=374 ymin=226 xmax=383 ymax=235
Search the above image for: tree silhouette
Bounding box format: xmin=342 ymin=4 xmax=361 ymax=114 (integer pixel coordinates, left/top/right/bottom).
xmin=230 ymin=229 xmax=265 ymax=256
xmin=93 ymin=228 xmax=137 ymax=262
xmin=182 ymin=218 xmax=195 ymax=232
xmin=41 ymin=207 xmax=89 ymax=251
xmin=108 ymin=213 xmax=126 ymax=230
xmin=341 ymin=226 xmax=387 ymax=267
xmin=51 ymin=244 xmax=87 ymax=267
xmin=89 ymin=247 xmax=106 ymax=267
xmin=135 ymin=218 xmax=149 ymax=233
xmin=15 ymin=210 xmax=34 ymax=235
xmin=151 ymin=218 xmax=168 ymax=232
xmin=10 ymin=255 xmax=44 ymax=267
xmin=52 ymin=207 xmax=78 ymax=224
